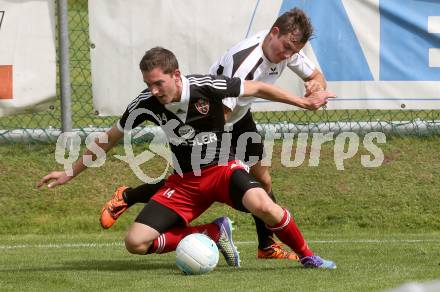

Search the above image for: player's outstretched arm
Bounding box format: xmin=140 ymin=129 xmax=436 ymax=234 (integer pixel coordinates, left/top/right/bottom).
xmin=36 ymin=125 xmax=124 ymax=189
xmin=36 ymin=171 xmax=73 ymax=189
xmin=304 ymin=69 xmax=326 ymax=96
xmin=242 ymin=80 xmax=335 ymax=110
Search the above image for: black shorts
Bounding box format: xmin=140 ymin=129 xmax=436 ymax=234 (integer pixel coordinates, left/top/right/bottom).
xmin=228 ymin=169 xmax=262 ymax=212
xmin=231 ymin=110 xmax=263 ymax=164
xmin=135 ymin=200 xmax=183 ymax=234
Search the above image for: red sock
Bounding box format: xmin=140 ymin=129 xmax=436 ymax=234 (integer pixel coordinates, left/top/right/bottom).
xmin=267 ymin=208 xmax=313 ymax=257
xmin=150 ymin=223 xmax=220 ymax=254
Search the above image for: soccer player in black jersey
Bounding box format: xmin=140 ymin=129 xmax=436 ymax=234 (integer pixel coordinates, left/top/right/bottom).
xmin=101 ymin=8 xmax=326 ymax=261
xmin=38 ymin=46 xmax=336 ymax=269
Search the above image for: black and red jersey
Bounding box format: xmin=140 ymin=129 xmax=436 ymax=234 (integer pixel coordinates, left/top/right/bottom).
xmin=117 ymin=74 xmax=244 ymax=173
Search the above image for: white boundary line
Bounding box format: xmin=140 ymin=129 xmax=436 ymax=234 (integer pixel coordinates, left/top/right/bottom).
xmin=0 ymin=242 xmax=123 ymax=250
xmin=1 ymin=239 xmax=439 ymax=250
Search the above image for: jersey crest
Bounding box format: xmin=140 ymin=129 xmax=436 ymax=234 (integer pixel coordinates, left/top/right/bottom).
xmin=195 ymin=97 xmax=210 ymax=115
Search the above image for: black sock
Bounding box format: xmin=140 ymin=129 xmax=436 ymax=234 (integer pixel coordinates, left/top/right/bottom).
xmin=254 ymin=190 xmax=277 ymax=249
xmin=123 ymin=180 xmax=165 ymax=207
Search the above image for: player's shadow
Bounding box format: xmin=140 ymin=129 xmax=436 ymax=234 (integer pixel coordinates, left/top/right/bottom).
xmin=63 ymin=259 xmax=175 ymax=271
xmin=2 ymin=260 xmax=301 ymax=273
xmin=216 ymin=264 xmax=300 ymax=272
xmin=1 ymin=259 xmax=175 ymax=273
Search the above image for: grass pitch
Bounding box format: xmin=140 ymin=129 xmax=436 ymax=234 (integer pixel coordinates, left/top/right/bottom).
xmin=1 ymin=232 xmax=439 ymax=292
xmin=1 ymin=136 xmax=440 ymax=291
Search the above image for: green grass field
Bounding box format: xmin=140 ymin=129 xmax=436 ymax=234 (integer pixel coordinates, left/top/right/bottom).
xmin=1 ymin=136 xmax=440 ymax=291
xmin=1 ymin=232 xmax=439 ymax=291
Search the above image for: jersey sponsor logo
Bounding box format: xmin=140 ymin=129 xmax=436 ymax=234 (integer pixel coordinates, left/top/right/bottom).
xmin=169 ymin=131 xmax=217 ymax=146
xmin=195 ymin=97 xmax=210 ymax=115
xmin=193 ymin=132 xmax=217 ymax=146
xmin=177 ymin=124 xmax=195 ymax=140
xmin=269 ymin=67 xmax=278 ymax=75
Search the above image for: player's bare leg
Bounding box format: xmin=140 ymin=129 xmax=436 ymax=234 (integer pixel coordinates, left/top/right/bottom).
xmin=124 ymin=222 xmax=159 ymax=254
xmin=124 ymin=199 xmax=240 ymax=267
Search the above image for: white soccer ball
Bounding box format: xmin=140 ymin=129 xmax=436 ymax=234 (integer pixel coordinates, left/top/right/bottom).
xmin=176 ymin=233 xmax=219 ymax=275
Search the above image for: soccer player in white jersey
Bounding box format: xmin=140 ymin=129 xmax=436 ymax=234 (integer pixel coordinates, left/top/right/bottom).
xmin=38 ymin=47 xmax=336 ymax=269
xmin=209 ymin=7 xmax=325 ymax=259
xmin=100 ymin=8 xmax=326 ymax=261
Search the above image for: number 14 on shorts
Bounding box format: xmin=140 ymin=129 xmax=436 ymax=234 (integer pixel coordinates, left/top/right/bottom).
xmin=162 ymin=188 xmax=175 ymax=198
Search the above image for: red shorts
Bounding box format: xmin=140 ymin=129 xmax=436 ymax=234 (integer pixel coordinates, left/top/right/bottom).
xmin=150 ymin=160 xmax=249 ymax=224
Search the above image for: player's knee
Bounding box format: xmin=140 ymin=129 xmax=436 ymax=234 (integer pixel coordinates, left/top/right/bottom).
xmin=243 ymin=189 xmax=276 ymax=216
xmin=253 ymin=201 xmax=284 ymax=226
xmin=124 ymin=234 xmax=152 ymax=255
xmin=124 ymin=236 xmax=139 ymax=254
xmin=255 ymin=199 xmax=277 ymax=217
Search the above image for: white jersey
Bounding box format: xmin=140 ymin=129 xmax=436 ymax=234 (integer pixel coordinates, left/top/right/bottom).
xmin=209 ymin=30 xmax=316 ymax=124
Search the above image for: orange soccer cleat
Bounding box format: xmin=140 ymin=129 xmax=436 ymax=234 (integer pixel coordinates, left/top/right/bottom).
xmin=257 ymin=242 xmax=299 ymax=261
xmin=100 ymin=186 xmax=129 ymax=229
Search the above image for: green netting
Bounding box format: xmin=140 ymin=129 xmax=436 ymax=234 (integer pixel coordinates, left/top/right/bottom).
xmin=1 ymin=0 xmax=440 ymax=143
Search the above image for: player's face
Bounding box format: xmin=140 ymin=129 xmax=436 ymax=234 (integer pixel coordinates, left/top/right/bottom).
xmin=142 ymin=67 xmax=181 ymax=104
xmin=264 ymin=28 xmax=306 ymax=63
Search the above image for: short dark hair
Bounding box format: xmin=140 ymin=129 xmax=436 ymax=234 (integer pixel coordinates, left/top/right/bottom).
xmin=270 ymin=7 xmax=314 ymax=43
xmin=139 ymin=47 xmax=179 ymax=74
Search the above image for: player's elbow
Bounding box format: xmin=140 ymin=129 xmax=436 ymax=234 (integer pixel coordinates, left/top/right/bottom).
xmin=242 ymin=80 xmax=260 ymax=97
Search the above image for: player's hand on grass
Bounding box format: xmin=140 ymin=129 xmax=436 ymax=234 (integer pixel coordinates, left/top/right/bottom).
xmin=36 ymin=171 xmax=73 ymax=189
xmin=304 ymin=80 xmax=324 ymax=96
xmin=302 ymin=90 xmax=336 ymax=110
